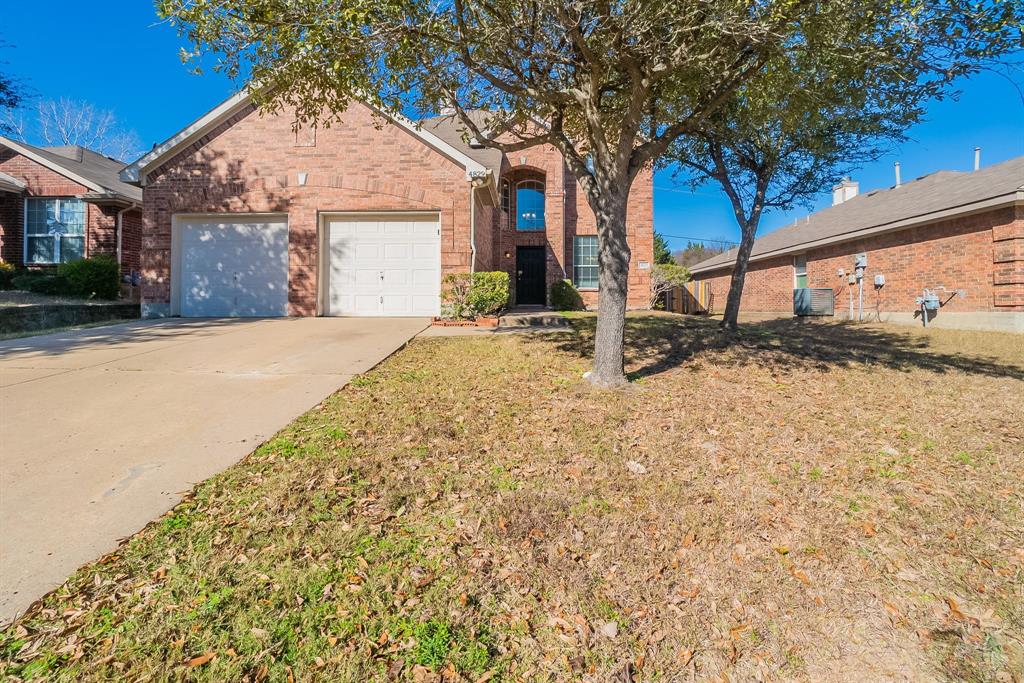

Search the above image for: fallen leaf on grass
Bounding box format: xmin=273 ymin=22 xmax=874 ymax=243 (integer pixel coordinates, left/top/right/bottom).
xmin=185 ymin=652 xmax=215 ymax=668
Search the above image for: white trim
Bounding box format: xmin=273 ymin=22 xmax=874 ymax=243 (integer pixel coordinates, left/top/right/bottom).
xmin=0 ymin=135 xmax=104 ymax=193
xmin=317 ymin=210 xmax=443 ymax=317
xmin=170 ymin=212 xmax=290 ymax=316
xmin=23 ymin=196 xmax=87 ymax=265
xmin=691 ymin=194 xmax=1024 ymax=275
xmin=121 ymin=91 xmax=253 ymax=185
xmin=514 ymin=178 xmax=546 ymax=231
xmin=120 ymin=90 xmax=490 ymax=185
xmin=793 ymin=253 xmax=807 ymax=289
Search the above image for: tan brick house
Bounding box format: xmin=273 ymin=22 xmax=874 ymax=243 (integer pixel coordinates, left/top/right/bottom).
xmin=688 ymin=156 xmax=1024 ymax=333
xmin=0 ymin=137 xmax=143 ymax=275
xmin=119 ymin=92 xmax=653 ymax=318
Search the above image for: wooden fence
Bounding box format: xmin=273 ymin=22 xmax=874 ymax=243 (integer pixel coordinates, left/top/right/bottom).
xmin=664 ymin=281 xmax=714 ymax=315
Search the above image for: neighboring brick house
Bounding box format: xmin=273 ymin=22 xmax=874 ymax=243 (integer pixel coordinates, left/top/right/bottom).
xmin=688 ymin=156 xmax=1024 ymax=333
xmin=118 ymin=91 xmax=653 ymax=318
xmin=0 ymin=137 xmax=143 ymax=275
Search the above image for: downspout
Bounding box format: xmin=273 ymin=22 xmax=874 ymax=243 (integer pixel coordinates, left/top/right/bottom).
xmin=469 ymin=183 xmax=477 ymax=274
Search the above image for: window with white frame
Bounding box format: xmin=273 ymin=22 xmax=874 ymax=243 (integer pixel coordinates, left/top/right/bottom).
xmin=794 ymin=254 xmax=808 ymax=288
xmin=573 ymin=236 xmax=598 ymax=289
xmin=515 ymin=180 xmax=545 ymax=230
xmin=25 ymin=197 xmax=86 ymax=264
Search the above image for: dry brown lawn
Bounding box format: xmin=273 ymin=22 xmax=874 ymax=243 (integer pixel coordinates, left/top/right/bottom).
xmin=2 ymin=313 xmax=1022 ymax=682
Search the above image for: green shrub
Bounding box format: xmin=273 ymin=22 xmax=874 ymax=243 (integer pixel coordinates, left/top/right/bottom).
xmin=550 ymin=279 xmax=585 ymax=311
xmin=441 ymin=271 xmax=510 ymax=319
xmin=467 ymin=271 xmax=509 ymax=316
xmin=649 ymin=262 xmax=690 ymax=309
xmin=11 ymin=272 xmax=69 ymax=296
xmin=0 ymin=261 xmax=15 ymax=290
xmin=441 ymin=273 xmax=474 ymax=319
xmin=57 ymin=256 xmax=120 ymax=300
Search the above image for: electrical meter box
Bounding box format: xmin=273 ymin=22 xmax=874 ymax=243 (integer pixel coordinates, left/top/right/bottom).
xmin=874 ymin=274 xmax=885 ymax=287
xmin=855 ymin=253 xmax=868 ymax=269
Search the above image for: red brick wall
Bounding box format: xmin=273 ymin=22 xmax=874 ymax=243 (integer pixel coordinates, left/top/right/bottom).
xmin=120 ymin=208 xmax=143 ymax=275
xmin=692 ymin=205 xmax=1024 ymax=317
xmin=142 ymin=100 xmax=655 ymax=315
xmin=696 ymin=256 xmax=794 ymax=315
xmin=0 ymin=187 xmax=21 ymax=264
xmin=142 ymin=101 xmax=474 ymax=315
xmin=0 ymin=148 xmax=132 ymax=268
xmin=494 ymin=147 xmax=653 ymax=309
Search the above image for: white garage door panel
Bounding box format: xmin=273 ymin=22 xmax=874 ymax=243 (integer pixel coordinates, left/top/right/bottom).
xmin=326 ymin=215 xmax=440 ymax=317
xmin=179 ymin=218 xmax=289 ymax=317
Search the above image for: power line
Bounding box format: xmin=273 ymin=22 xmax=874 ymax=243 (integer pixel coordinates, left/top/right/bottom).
xmin=658 ymin=234 xmax=738 ymax=246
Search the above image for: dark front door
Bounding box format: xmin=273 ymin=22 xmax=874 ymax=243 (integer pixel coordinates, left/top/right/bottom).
xmin=515 ymin=246 xmax=546 ymax=305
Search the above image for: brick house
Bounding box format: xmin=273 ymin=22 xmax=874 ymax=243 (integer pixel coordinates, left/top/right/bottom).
xmin=0 ymin=137 xmax=143 ymax=275
xmin=118 ymin=92 xmax=653 ymax=318
xmin=688 ymin=156 xmax=1024 ymax=333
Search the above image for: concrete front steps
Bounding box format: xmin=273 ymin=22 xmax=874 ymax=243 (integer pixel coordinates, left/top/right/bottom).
xmin=499 ymin=308 xmax=571 ymax=329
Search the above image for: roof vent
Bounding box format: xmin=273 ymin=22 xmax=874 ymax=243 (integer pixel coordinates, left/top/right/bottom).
xmin=831 ymin=178 xmax=859 ymax=206
xmin=439 ymin=106 xmax=456 ymax=116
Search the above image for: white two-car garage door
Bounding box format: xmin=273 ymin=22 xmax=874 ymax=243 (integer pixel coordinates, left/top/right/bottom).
xmin=324 ymin=214 xmax=441 ymax=317
xmin=178 ymin=216 xmax=289 ymax=317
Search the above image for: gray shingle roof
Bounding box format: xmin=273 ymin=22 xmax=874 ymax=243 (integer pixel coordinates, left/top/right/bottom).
xmin=419 ymin=112 xmax=505 ymax=175
xmin=690 ymin=154 xmax=1024 ymax=274
xmin=0 ymin=138 xmax=142 ymax=203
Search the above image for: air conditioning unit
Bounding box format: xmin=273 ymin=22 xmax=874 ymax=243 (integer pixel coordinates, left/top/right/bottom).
xmin=794 ymin=288 xmax=835 ymax=316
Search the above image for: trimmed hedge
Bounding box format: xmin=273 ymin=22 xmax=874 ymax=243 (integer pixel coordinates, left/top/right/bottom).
xmin=467 ymin=271 xmax=509 ymax=316
xmin=550 ymin=279 xmax=585 ymax=311
xmin=11 ymin=272 xmax=69 ymax=296
xmin=0 ymin=261 xmax=15 ymax=290
xmin=58 ymin=256 xmax=120 ymax=300
xmin=7 ymin=256 xmax=121 ymax=300
xmin=441 ymin=271 xmax=511 ymax=319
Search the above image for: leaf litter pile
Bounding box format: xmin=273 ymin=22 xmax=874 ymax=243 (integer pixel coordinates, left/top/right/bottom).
xmin=2 ymin=313 xmax=1022 ymax=682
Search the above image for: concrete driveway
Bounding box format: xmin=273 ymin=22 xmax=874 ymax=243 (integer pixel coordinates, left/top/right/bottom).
xmin=0 ymin=317 xmax=427 ymax=622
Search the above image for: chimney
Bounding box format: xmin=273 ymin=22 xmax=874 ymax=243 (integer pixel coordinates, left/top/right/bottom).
xmin=894 ymin=161 xmax=901 ymax=188
xmin=831 ymin=178 xmax=859 ymax=206
xmin=974 ymin=146 xmax=981 ymax=171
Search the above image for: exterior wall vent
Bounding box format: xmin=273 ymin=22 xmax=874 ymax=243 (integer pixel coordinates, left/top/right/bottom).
xmin=794 ymin=288 xmax=835 ymax=316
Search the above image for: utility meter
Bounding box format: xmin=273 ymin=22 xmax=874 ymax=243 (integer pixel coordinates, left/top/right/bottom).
xmin=874 ymin=274 xmax=885 ymax=287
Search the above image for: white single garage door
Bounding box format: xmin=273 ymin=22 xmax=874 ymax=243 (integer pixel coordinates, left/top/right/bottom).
xmin=324 ymin=214 xmax=441 ymax=316
xmin=178 ymin=216 xmax=289 ymax=317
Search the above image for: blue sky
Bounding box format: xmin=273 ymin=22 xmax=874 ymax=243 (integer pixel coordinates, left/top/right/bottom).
xmin=3 ymin=2 xmax=1022 ymax=252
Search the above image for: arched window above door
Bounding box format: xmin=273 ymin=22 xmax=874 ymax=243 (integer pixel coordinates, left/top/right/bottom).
xmin=516 ymin=180 xmax=545 ymax=231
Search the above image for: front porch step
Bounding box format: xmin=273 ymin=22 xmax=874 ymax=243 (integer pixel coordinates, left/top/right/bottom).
xmin=498 ymin=311 xmax=571 ymax=328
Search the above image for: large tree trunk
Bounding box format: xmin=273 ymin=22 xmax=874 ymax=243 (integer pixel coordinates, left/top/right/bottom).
xmin=721 ymin=220 xmax=758 ymax=331
xmin=589 ymin=193 xmax=631 ymax=388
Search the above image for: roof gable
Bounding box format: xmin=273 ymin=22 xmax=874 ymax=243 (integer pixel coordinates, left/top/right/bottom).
xmin=120 ymin=90 xmax=491 ymax=186
xmin=0 ymin=136 xmax=142 ymax=204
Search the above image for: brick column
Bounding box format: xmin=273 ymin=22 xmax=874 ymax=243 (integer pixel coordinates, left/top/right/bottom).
xmin=992 ymin=206 xmax=1024 ymax=310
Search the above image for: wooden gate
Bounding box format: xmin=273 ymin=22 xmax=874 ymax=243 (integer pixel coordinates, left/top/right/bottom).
xmin=665 ymin=281 xmax=714 ymax=315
